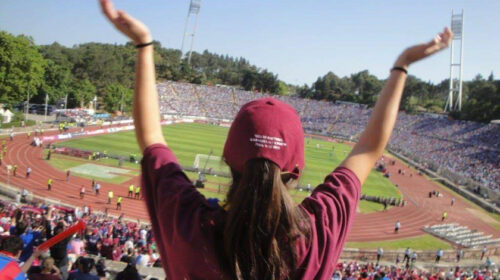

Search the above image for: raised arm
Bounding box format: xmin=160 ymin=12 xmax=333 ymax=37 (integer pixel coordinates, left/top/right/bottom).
xmin=340 ymin=28 xmax=452 ymax=184
xmin=99 ymin=0 xmax=165 ymax=152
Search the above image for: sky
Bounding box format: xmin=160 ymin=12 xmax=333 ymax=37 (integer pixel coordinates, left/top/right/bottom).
xmin=1 ymin=0 xmax=499 ymax=86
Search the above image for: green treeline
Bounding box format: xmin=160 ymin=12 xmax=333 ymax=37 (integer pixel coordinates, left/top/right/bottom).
xmin=0 ymin=31 xmax=498 ymax=122
xmin=298 ymin=70 xmax=500 ymax=122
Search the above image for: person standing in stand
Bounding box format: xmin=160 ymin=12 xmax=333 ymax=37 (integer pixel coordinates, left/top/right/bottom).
xmin=403 ymin=247 xmax=410 ymax=263
xmin=456 ymin=249 xmax=463 ymax=263
xmin=436 ymin=248 xmax=443 ymax=263
xmin=0 ymin=236 xmax=42 ymax=279
xmin=411 ymin=252 xmax=417 ymax=264
xmin=376 ymin=247 xmax=383 ymax=265
xmin=481 ymin=246 xmax=487 ymax=260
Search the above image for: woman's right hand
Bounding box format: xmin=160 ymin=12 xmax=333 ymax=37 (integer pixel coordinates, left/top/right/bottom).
xmin=99 ymin=0 xmax=152 ymax=45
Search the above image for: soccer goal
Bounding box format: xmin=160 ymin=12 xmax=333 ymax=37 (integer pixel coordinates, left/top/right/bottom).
xmin=193 ymin=154 xmax=229 ymax=173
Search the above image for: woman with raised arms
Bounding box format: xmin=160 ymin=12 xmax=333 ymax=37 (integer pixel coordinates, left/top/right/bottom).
xmin=99 ymin=0 xmax=452 ymax=279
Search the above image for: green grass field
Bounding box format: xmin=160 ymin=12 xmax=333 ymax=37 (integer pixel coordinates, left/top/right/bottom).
xmin=45 ymin=152 xmax=139 ymax=184
xmin=346 ymin=234 xmax=452 ymax=250
xmin=55 ymin=123 xmax=400 ymax=212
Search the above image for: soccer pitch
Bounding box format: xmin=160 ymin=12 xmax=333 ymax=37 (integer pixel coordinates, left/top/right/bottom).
xmin=58 ymin=123 xmax=400 ymax=209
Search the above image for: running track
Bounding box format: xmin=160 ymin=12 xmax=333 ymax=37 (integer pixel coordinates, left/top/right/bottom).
xmin=2 ymin=128 xmax=498 ymax=242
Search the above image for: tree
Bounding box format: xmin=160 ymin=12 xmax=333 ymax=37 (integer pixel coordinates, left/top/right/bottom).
xmin=461 ymin=76 xmax=500 ymax=122
xmin=241 ymin=69 xmax=258 ymax=91
xmin=68 ymin=79 xmax=96 ymax=108
xmin=278 ymin=81 xmax=291 ymax=96
xmin=34 ymin=60 xmax=71 ymax=104
xmin=0 ymin=31 xmax=46 ymax=105
xmin=350 ymin=70 xmax=382 ymax=105
xmin=102 ymin=83 xmax=132 ymax=112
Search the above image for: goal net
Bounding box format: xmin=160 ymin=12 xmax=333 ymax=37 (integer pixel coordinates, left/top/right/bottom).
xmin=193 ymin=154 xmax=229 ymax=173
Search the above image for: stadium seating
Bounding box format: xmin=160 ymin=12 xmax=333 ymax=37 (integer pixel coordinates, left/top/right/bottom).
xmin=424 ymin=224 xmax=500 ymax=247
xmin=155 ymin=81 xmax=499 ymax=194
xmin=332 ymin=260 xmax=498 ymax=280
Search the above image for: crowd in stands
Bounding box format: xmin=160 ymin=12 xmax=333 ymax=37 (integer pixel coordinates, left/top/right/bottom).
xmin=332 ymin=261 xmax=498 ymax=280
xmin=0 ymin=199 xmax=161 ymax=279
xmin=156 ymin=81 xmax=499 ymax=193
xmin=55 ymin=109 xmax=96 ymax=123
xmin=1 ymin=198 xmax=498 ymax=279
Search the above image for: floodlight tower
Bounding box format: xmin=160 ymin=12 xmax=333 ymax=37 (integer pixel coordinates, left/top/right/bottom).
xmin=444 ymin=10 xmax=464 ymax=112
xmin=181 ymin=0 xmax=202 ymax=65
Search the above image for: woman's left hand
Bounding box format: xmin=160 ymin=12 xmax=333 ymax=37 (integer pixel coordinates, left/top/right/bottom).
xmin=99 ymin=0 xmax=152 ymax=45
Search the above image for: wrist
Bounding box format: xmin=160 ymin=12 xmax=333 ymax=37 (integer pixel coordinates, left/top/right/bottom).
xmin=136 ymin=42 xmax=154 ymax=49
xmin=394 ymin=53 xmax=410 ymax=69
xmin=134 ymin=34 xmax=152 ymax=45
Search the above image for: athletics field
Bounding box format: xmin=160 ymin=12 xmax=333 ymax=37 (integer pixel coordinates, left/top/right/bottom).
xmin=53 ymin=123 xmax=401 ymax=213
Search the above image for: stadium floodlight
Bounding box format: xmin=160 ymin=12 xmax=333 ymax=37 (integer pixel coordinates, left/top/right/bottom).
xmin=181 ymin=0 xmax=202 ymax=65
xmin=444 ymin=10 xmax=465 ymax=112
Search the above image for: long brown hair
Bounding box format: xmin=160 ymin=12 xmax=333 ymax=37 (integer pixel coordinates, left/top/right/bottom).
xmin=218 ymin=158 xmax=308 ymax=279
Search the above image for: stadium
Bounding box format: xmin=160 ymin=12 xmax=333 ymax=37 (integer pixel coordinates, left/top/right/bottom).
xmin=0 ymin=1 xmax=499 ymax=279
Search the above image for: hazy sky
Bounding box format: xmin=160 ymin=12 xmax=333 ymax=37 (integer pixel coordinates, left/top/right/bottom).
xmin=1 ymin=0 xmax=499 ymax=85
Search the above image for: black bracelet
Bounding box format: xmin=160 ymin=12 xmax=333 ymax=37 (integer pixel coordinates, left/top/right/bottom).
xmin=135 ymin=42 xmax=154 ymax=49
xmin=391 ymin=66 xmax=408 ymax=75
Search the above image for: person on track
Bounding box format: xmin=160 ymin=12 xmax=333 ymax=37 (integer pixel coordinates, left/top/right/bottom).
xmin=395 ymin=220 xmax=401 ymax=233
xmin=80 ymin=186 xmax=86 ymax=199
xmin=108 ymin=191 xmax=113 ymax=204
xmin=95 ymin=182 xmax=101 ymax=196
xmin=26 ymin=167 xmax=32 ymax=179
xmin=117 ymin=196 xmax=123 ymax=210
xmin=128 ymin=184 xmax=134 ymax=197
xmin=134 ymin=185 xmax=141 ymax=199
xmin=99 ymin=0 xmax=452 ymax=278
xmin=47 ymin=178 xmax=53 ymax=191
xmin=442 ymin=211 xmax=447 ymax=222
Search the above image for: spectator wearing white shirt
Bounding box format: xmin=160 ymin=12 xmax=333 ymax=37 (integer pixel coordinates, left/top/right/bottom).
xmin=376 ymin=247 xmax=383 ymax=265
xmin=436 ymin=249 xmax=443 ymax=263
xmin=136 ymin=248 xmax=150 ymax=267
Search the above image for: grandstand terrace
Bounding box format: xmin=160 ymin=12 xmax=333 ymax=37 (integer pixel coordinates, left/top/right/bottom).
xmin=156 ymin=81 xmax=500 ymax=196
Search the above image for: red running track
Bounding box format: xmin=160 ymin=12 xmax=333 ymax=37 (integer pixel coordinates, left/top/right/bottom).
xmin=2 ymin=129 xmax=498 ymax=242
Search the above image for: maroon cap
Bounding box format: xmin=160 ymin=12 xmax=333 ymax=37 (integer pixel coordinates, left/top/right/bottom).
xmin=223 ymin=98 xmax=304 ymax=178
